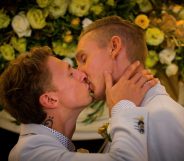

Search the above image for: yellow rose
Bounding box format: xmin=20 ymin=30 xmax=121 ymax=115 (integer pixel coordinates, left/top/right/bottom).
xmin=0 ymin=44 xmax=15 ymax=61
xmin=0 ymin=9 xmax=10 ymax=29
xmin=145 ymin=50 xmax=159 ymax=68
xmin=71 ymin=18 xmax=80 ymax=27
xmin=64 ymin=35 xmax=73 ymax=43
xmin=176 ymin=20 xmax=184 ymax=26
xmin=93 ymin=0 xmax=100 ymax=4
xmin=52 ymin=41 xmax=76 ymax=57
xmin=69 ymin=0 xmax=92 ymax=17
xmin=48 ymin=0 xmax=69 ymax=19
xmin=36 ymin=0 xmax=53 ymax=8
xmin=27 ymin=8 xmax=46 ymax=29
xmin=175 ymin=20 xmax=184 ymax=41
xmin=146 ymin=27 xmax=164 ymax=46
xmin=106 ymin=0 xmax=116 ymax=6
xmin=90 ymin=4 xmax=104 ymax=15
xmin=10 ymin=37 xmax=27 ymax=53
xmin=138 ymin=0 xmax=152 ymax=13
xmin=134 ymin=14 xmax=149 ymax=29
xmin=172 ymin=4 xmax=182 ymax=13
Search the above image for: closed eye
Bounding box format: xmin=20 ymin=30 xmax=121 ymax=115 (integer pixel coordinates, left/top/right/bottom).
xmin=76 ymin=52 xmax=87 ymax=64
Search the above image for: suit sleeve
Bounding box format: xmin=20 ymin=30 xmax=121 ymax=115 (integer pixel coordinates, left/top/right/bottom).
xmin=18 ymin=100 xmax=148 ymax=161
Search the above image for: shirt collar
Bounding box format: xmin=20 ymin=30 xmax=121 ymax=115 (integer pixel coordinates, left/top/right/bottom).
xmin=141 ymin=83 xmax=168 ymax=106
xmin=42 ymin=125 xmax=75 ymax=152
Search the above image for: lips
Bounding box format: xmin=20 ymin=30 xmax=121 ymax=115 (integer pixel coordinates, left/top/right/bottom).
xmin=84 ymin=81 xmax=92 ymax=92
xmin=84 ymin=77 xmax=95 ymax=98
xmin=89 ymin=81 xmax=94 ymax=92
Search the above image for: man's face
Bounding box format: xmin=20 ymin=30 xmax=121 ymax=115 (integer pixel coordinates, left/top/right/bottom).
xmin=47 ymin=56 xmax=92 ymax=109
xmin=76 ymin=33 xmax=113 ymax=100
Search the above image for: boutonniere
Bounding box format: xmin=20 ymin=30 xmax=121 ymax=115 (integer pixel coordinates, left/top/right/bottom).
xmin=134 ymin=116 xmax=145 ymax=134
xmin=98 ymin=122 xmax=112 ymax=142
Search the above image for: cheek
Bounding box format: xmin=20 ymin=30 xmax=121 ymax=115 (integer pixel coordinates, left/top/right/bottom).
xmin=68 ymin=91 xmax=92 ymax=108
xmin=71 ymin=85 xmax=91 ymax=104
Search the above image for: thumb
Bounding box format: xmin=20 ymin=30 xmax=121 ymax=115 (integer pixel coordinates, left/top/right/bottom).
xmin=104 ymin=71 xmax=113 ymax=91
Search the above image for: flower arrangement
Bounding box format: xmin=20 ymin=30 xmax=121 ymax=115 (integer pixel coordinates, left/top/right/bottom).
xmin=134 ymin=3 xmax=184 ymax=79
xmin=0 ymin=0 xmax=184 ymax=117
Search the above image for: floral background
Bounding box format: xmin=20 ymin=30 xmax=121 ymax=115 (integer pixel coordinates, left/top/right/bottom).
xmin=0 ymin=0 xmax=184 ymax=114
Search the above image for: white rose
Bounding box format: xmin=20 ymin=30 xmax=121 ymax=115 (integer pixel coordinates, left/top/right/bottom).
xmin=62 ymin=57 xmax=74 ymax=67
xmin=11 ymin=12 xmax=32 ymax=38
xmin=166 ymin=63 xmax=178 ymax=77
xmin=159 ymin=48 xmax=176 ymax=65
xmin=82 ymin=18 xmax=93 ymax=28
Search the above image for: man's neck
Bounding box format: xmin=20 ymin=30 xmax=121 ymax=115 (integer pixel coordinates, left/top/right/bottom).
xmin=43 ymin=108 xmax=81 ymax=139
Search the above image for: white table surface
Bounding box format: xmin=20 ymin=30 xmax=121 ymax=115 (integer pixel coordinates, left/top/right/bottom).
xmin=0 ymin=106 xmax=109 ymax=140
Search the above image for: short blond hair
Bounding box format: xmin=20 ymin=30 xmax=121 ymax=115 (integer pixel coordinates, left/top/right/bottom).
xmin=80 ymin=16 xmax=148 ymax=64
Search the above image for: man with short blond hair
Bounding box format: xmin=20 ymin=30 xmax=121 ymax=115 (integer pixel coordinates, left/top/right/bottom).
xmin=76 ymin=15 xmax=184 ymax=161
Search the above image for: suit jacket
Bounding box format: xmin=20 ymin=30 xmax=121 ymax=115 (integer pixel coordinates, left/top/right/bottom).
xmin=104 ymin=83 xmax=184 ymax=161
xmin=9 ymin=104 xmax=149 ymax=161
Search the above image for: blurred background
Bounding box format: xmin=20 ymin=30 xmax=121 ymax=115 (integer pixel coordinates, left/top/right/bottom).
xmin=0 ymin=0 xmax=184 ymax=160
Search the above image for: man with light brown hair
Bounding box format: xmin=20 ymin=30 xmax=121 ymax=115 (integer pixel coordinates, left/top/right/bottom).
xmin=76 ymin=15 xmax=184 ymax=161
xmin=0 ymin=46 xmax=158 ymax=161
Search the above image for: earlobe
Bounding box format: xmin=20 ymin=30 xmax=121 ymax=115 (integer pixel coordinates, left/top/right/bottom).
xmin=110 ymin=36 xmax=122 ymax=59
xmin=39 ymin=92 xmax=58 ymax=109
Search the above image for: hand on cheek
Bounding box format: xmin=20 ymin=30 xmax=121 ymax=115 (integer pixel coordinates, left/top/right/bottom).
xmin=104 ymin=61 xmax=158 ymax=114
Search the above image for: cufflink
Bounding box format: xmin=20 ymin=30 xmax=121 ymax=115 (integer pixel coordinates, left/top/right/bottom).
xmin=134 ymin=116 xmax=144 ymax=134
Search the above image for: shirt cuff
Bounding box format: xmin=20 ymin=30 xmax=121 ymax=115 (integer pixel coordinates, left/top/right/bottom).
xmin=111 ymin=100 xmax=136 ymax=116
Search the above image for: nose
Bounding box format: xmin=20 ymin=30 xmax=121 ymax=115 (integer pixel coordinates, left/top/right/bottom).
xmin=73 ymin=69 xmax=88 ymax=83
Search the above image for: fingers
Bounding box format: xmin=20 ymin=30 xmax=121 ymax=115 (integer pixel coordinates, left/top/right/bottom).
xmin=104 ymin=71 xmax=113 ymax=91
xmin=136 ymin=74 xmax=154 ymax=88
xmin=130 ymin=68 xmax=152 ymax=84
xmin=142 ymin=78 xmax=159 ymax=93
xmin=121 ymin=61 xmax=140 ymax=81
xmin=131 ymin=72 xmax=143 ymax=84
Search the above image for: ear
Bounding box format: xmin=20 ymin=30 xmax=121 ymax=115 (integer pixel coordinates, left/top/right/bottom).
xmin=110 ymin=36 xmax=122 ymax=59
xmin=39 ymin=92 xmax=58 ymax=109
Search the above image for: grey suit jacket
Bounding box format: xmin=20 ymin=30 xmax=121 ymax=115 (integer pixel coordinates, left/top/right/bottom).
xmin=142 ymin=84 xmax=184 ymax=161
xmin=9 ymin=104 xmax=149 ymax=161
xmin=104 ymin=83 xmax=184 ymax=161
